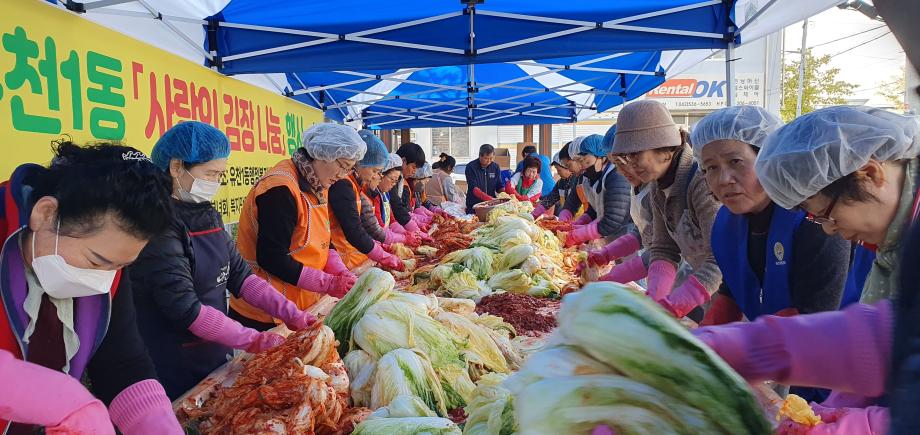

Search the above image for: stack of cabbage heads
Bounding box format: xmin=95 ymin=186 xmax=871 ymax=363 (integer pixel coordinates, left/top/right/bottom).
xmin=462 ymin=373 xmax=516 ymax=435
xmin=507 ymin=282 xmax=772 ymax=435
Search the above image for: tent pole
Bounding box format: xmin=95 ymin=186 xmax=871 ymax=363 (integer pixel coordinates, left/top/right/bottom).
xmin=725 ymin=41 xmax=736 ymax=106
xmin=796 ymin=18 xmax=808 ymax=117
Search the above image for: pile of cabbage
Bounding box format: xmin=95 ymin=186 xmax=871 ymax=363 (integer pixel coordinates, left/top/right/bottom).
xmin=415 ymin=199 xmax=575 ymax=301
xmin=504 ymin=282 xmax=773 ymax=435
xmin=324 ymin=268 xmax=523 ymax=433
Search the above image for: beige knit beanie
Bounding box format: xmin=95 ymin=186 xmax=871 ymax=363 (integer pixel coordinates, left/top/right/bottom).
xmin=611 ymin=100 xmax=682 ymax=154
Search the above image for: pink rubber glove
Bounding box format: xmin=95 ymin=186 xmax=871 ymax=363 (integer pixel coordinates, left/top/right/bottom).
xmin=645 ymin=260 xmax=678 ymax=301
xmin=323 ymin=249 xmax=350 ymax=276
xmin=367 ymin=242 xmax=404 ymax=271
xmin=0 ymin=350 xmax=114 ymax=433
xmin=390 ymin=221 xmax=408 ymax=234
xmin=531 ymin=203 xmax=547 ymax=218
xmin=298 ymin=267 xmax=356 ymax=299
xmin=600 ymin=255 xmax=648 ymax=283
xmin=777 ymin=405 xmax=888 ymax=435
xmin=384 ymin=228 xmax=407 ymax=245
xmin=239 ymin=275 xmax=317 ymax=331
xmin=693 ymin=302 xmax=891 ymax=396
xmin=573 ymin=213 xmax=593 ymax=226
xmin=108 ymin=379 xmax=182 ymax=435
xmin=416 ymin=231 xmax=434 ymax=244
xmin=588 ymin=234 xmax=641 ymax=266
xmin=658 ymin=275 xmax=710 ymax=318
xmin=430 ymin=206 xmax=444 ymax=214
xmin=412 ymin=211 xmax=433 ymax=225
xmin=564 ymin=221 xmax=601 ymax=248
xmin=592 ymin=425 xmax=617 ymax=435
xmin=558 ymin=209 xmax=573 ymax=222
xmin=188 ymin=305 xmax=283 ymax=352
xmin=405 ymin=219 xmax=422 ymax=233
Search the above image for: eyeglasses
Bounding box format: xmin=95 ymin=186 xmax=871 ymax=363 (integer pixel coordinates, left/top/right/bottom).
xmin=612 ymin=152 xmax=641 ymax=167
xmin=805 ymin=193 xmax=839 ymax=225
xmin=334 ymin=159 xmax=354 ymax=176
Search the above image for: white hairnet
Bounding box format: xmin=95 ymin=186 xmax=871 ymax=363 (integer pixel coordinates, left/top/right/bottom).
xmin=568 ymin=136 xmax=586 ymax=159
xmin=690 ymin=106 xmax=783 ymax=161
xmin=301 ymin=123 xmax=366 ymax=162
xmin=383 ymin=153 xmax=402 ymax=172
xmin=552 ymin=152 xmax=566 ymax=168
xmin=755 ymin=105 xmax=920 ymax=209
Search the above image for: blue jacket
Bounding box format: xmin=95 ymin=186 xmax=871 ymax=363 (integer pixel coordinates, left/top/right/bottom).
xmin=516 ymin=153 xmax=556 ymax=196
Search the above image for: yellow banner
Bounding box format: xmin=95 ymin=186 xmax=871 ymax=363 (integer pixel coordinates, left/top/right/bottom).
xmin=0 ymin=0 xmax=323 ymax=222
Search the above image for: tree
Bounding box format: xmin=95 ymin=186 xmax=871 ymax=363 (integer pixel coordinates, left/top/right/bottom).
xmin=781 ymin=49 xmax=857 ymax=121
xmin=879 ymin=68 xmax=907 ymax=111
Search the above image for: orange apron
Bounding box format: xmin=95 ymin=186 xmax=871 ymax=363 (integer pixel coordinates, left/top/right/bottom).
xmin=233 ymin=159 xmax=330 ymax=323
xmin=576 ymin=184 xmax=589 ymax=215
xmin=329 ymin=175 xmax=368 ymax=269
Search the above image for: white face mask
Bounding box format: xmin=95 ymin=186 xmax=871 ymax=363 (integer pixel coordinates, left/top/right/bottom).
xmin=177 ymin=170 xmax=221 ymax=203
xmin=31 ymin=222 xmax=117 ymax=299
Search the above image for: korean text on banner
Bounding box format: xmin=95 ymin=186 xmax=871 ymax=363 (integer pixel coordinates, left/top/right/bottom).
xmin=0 ymin=0 xmax=323 ymax=223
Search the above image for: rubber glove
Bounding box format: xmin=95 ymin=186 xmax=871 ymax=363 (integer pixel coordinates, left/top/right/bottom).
xmin=384 ymin=228 xmax=407 ymax=245
xmin=430 ymin=206 xmax=444 ymax=215
xmin=417 ymin=231 xmax=434 ymax=243
xmin=531 ymin=204 xmax=547 ymax=218
xmin=404 ymin=218 xmax=422 ymax=233
xmin=692 ymin=302 xmax=891 ymax=395
xmin=504 ymin=181 xmax=518 ymax=196
xmin=515 ymin=193 xmax=529 ymax=201
xmin=588 ymin=234 xmax=641 ymax=267
xmin=239 ymin=275 xmax=316 ymax=331
xmin=599 ymin=255 xmax=648 ymax=284
xmin=472 ymin=187 xmax=494 ymax=202
xmin=558 ymin=209 xmax=574 ymax=222
xmin=572 ymin=213 xmax=593 ymax=226
xmin=700 ymin=294 xmax=744 ymax=326
xmin=411 ymin=210 xmax=433 ymax=224
xmin=390 ymin=221 xmax=408 ymax=234
xmin=323 ymin=249 xmax=350 ymax=276
xmin=564 ymin=221 xmax=601 ymax=247
xmin=0 ymin=350 xmax=114 ymax=433
xmin=188 ymin=305 xmax=284 ymax=352
xmin=777 ymin=405 xmax=888 ymax=435
xmin=657 ymin=275 xmax=710 ymax=318
xmin=367 ymin=242 xmax=404 ymax=271
xmin=592 ymin=425 xmax=617 ymax=435
xmin=107 ymin=379 xmax=182 ymax=435
xmin=298 ymin=267 xmax=356 ymax=299
xmin=645 ymin=260 xmax=678 ymax=301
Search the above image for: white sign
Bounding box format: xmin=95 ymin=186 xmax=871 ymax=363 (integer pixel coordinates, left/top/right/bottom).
xmin=645 ymin=74 xmax=764 ymax=111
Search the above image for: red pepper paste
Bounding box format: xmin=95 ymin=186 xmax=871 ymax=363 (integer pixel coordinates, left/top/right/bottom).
xmin=475 ymin=293 xmax=559 ymax=336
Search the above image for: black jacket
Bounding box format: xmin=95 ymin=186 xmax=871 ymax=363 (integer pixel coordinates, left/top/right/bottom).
xmin=562 ymin=166 xmax=633 ymax=239
xmin=388 ymin=179 xmax=413 ymax=226
xmin=129 ymin=199 xmax=251 ymax=399
xmin=329 ymin=178 xmax=375 ymax=253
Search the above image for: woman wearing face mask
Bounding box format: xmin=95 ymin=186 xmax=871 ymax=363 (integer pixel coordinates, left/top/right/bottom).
xmin=559 ymin=133 xmax=633 ymax=248
xmin=129 ymin=122 xmax=317 ymax=400
xmin=229 ymin=123 xmax=365 ymax=330
xmin=532 ymin=151 xmax=576 ymax=218
xmin=610 ymin=100 xmax=722 ymax=320
xmin=589 ymin=123 xmax=657 ymax=284
xmin=0 ymin=142 xmax=180 ymax=434
xmin=691 ymin=106 xmax=859 ymax=326
xmin=506 ymin=156 xmax=544 ymax=203
xmin=389 ymin=143 xmax=435 ymax=235
xmin=328 ymin=130 xmax=403 ymax=271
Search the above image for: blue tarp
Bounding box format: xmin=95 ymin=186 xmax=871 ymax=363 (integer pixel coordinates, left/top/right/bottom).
xmin=284 ymin=52 xmax=665 ymax=129
xmin=206 ymin=0 xmax=733 ymax=74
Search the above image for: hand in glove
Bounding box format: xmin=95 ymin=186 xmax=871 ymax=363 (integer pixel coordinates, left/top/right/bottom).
xmin=299 ymin=267 xmax=356 ymax=299
xmin=531 ymin=204 xmax=547 ymax=218
xmin=599 ymin=255 xmax=648 ymax=284
xmin=188 ymin=305 xmax=284 ymax=352
xmin=473 ymin=187 xmax=494 ymax=202
xmin=558 ymin=209 xmax=573 ymax=222
xmin=588 ymin=234 xmax=641 ymax=267
xmin=240 ymin=275 xmax=317 ymax=330
xmin=368 ymin=242 xmax=404 ymax=271
xmin=564 ymin=221 xmax=601 ymax=247
xmin=657 ymin=275 xmax=710 ymax=319
xmin=245 ymin=332 xmax=286 ymax=353
xmin=645 ymin=260 xmax=678 ymax=302
xmin=777 ymin=405 xmax=888 ymax=435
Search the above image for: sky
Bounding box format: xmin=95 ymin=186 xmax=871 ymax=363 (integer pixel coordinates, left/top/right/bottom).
xmin=781 ymin=3 xmax=906 ymax=107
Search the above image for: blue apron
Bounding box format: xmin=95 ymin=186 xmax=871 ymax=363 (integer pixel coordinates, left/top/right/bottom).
xmin=137 ymin=225 xmax=234 ymax=400
xmin=842 ymin=245 xmax=874 ymax=308
xmin=711 ymin=206 xmax=803 ymax=321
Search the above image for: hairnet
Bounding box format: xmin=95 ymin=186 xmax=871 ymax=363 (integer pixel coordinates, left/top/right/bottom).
xmin=383 ymin=153 xmax=403 ymax=172
xmin=151 ymin=121 xmax=230 ymax=171
xmin=301 ymin=123 xmax=366 ymax=162
xmin=755 ymin=105 xmax=920 ymax=209
xmin=569 ymin=134 xmax=608 ymax=158
xmin=690 ymin=106 xmax=783 ymax=161
xmin=552 ymin=152 xmax=566 ymax=168
xmin=602 ymin=124 xmax=617 ymax=151
xmin=411 ymin=162 xmax=433 ymax=179
xmin=357 ymin=130 xmax=389 ymax=167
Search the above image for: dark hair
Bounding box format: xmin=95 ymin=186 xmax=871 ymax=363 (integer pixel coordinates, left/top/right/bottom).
xmin=522 ymin=145 xmax=537 ymax=157
xmin=441 ymin=156 xmax=456 ymax=171
xmin=479 ymin=144 xmax=495 ymax=157
xmin=558 ymin=143 xmax=572 ymax=162
xmin=396 ymin=142 xmax=426 ymax=167
xmin=439 ymin=152 xmax=448 ymax=160
xmin=521 ymin=155 xmax=542 ymax=172
xmin=819 ymin=171 xmax=880 ymax=204
xmin=28 ymin=142 xmax=174 ymax=240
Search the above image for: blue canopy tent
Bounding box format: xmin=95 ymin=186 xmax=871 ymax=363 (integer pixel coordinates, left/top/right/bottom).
xmin=286 ymin=52 xmax=666 ymax=129
xmin=62 ymin=0 xmax=844 ymax=128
